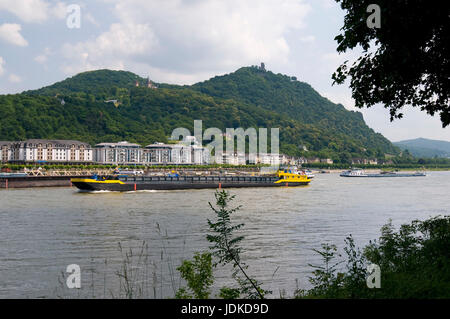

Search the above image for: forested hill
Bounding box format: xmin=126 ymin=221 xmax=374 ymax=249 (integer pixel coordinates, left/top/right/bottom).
xmin=0 ymin=67 xmax=399 ymax=162
xmin=192 ymin=67 xmax=396 ymax=155
xmin=30 ymin=70 xmax=146 ymax=95
xmin=394 ymin=138 xmax=450 ymax=158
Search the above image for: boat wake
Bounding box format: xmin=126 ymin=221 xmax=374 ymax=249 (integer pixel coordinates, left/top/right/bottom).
xmin=125 ymin=190 xmax=159 ymax=193
xmin=77 ymin=190 xmax=115 ymax=194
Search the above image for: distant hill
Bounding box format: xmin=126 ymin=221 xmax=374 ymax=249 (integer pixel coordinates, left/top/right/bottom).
xmin=31 ymin=70 xmax=146 ymax=95
xmin=394 ymin=138 xmax=450 ymax=158
xmin=0 ymin=67 xmax=400 ymax=162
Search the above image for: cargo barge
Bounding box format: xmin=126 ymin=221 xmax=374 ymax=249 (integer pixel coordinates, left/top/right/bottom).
xmin=71 ymin=169 xmax=311 ymax=191
xmin=340 ymin=169 xmax=426 ymax=177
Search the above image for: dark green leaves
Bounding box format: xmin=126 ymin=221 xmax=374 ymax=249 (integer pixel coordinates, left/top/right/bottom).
xmin=176 ymin=252 xmax=214 ymax=299
xmin=207 ymin=190 xmax=268 ymax=299
xmin=333 ymin=0 xmax=450 ymax=127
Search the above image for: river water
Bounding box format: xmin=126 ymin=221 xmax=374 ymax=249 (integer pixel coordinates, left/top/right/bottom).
xmin=0 ymin=171 xmax=449 ymax=298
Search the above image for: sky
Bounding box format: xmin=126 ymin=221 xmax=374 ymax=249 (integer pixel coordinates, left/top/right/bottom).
xmin=0 ymin=0 xmax=449 ymax=142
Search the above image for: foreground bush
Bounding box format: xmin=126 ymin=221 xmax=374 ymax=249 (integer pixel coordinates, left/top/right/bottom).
xmin=297 ymin=216 xmax=450 ymax=298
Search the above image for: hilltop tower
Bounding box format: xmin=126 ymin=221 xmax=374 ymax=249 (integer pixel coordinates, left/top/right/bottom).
xmin=145 ymin=77 xmax=157 ymax=89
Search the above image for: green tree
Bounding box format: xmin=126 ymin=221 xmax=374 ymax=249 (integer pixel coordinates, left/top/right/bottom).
xmin=207 ymin=190 xmax=268 ymax=299
xmin=305 ymin=243 xmax=344 ymax=298
xmin=297 ymin=216 xmax=450 ymax=298
xmin=176 ymin=252 xmax=214 ymax=299
xmin=333 ymin=0 xmax=450 ymax=126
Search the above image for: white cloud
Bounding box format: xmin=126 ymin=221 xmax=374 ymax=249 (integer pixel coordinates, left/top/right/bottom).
xmin=61 ymin=0 xmax=311 ymax=80
xmin=34 ymin=55 xmax=48 ymax=64
xmin=0 ymin=23 xmax=28 ymax=46
xmin=8 ymin=73 xmax=22 ymax=83
xmin=0 ymin=56 xmax=5 ymax=76
xmin=84 ymin=12 xmax=100 ymax=27
xmin=50 ymin=1 xmax=69 ymax=20
xmin=61 ymin=22 xmax=158 ymax=74
xmin=116 ymin=0 xmax=310 ymax=69
xmin=34 ymin=47 xmax=52 ymax=64
xmin=0 ymin=0 xmax=49 ymax=23
xmin=0 ymin=0 xmax=68 ymax=23
xmin=300 ymin=35 xmax=315 ymax=43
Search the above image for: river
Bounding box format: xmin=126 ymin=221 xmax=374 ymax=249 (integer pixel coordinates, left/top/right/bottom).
xmin=1 ymin=171 xmax=449 ymax=298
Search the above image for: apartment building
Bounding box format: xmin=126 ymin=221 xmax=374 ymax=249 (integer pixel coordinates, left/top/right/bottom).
xmin=94 ymin=141 xmax=142 ymax=164
xmin=255 ymin=153 xmax=289 ymax=165
xmin=8 ymin=139 xmax=93 ymax=163
xmin=144 ymin=142 xmax=209 ymax=165
xmin=214 ymin=152 xmax=246 ymax=165
xmin=0 ymin=141 xmax=13 ymax=163
xmin=143 ymin=143 xmax=172 ymax=164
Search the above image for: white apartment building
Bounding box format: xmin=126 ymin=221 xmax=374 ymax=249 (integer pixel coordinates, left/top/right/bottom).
xmin=143 ymin=143 xmax=172 ymax=164
xmin=210 ymin=152 xmax=289 ymax=166
xmin=247 ymin=153 xmax=289 ymax=165
xmin=193 ymin=145 xmax=210 ymax=164
xmin=94 ymin=141 xmax=142 ymax=164
xmin=170 ymin=144 xmax=193 ymax=164
xmin=214 ymin=152 xmax=246 ymax=165
xmin=8 ymin=139 xmax=93 ymax=163
xmin=144 ymin=142 xmax=209 ymax=165
xmin=0 ymin=141 xmax=13 ymax=163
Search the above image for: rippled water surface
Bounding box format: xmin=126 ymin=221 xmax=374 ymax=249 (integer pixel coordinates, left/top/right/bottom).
xmin=1 ymin=172 xmax=449 ymax=298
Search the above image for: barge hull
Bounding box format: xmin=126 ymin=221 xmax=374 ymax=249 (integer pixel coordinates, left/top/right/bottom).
xmin=72 ymin=181 xmax=310 ymax=191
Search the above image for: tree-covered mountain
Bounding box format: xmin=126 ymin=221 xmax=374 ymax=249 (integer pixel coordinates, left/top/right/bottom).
xmin=394 ymin=138 xmax=450 ymax=158
xmin=30 ymin=70 xmax=146 ymax=96
xmin=0 ymin=67 xmax=400 ymax=162
xmin=192 ymin=66 xmax=398 ymax=159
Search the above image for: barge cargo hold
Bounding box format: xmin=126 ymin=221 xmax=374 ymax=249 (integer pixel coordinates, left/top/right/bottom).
xmin=71 ymin=170 xmax=311 ymax=192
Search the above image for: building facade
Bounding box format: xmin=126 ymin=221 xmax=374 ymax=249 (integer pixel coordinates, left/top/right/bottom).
xmin=0 ymin=141 xmax=13 ymax=163
xmin=213 ymin=152 xmax=246 ymax=165
xmin=143 ymin=143 xmax=172 ymax=164
xmin=8 ymin=139 xmax=93 ymax=163
xmin=2 ymin=138 xmax=337 ymax=167
xmin=351 ymin=158 xmax=378 ymax=165
xmin=94 ymin=141 xmax=142 ymax=164
xmin=143 ymin=142 xmax=209 ymax=165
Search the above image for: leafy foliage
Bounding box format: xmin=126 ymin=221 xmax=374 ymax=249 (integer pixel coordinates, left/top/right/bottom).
xmin=207 ymin=190 xmax=268 ymax=299
xmin=29 ymin=69 xmax=146 ymax=96
xmin=297 ymin=216 xmax=450 ymax=298
xmin=218 ymin=286 xmax=241 ymax=299
xmin=303 ymin=243 xmax=344 ymax=298
xmin=333 ymin=0 xmax=450 ymax=127
xmin=176 ymin=252 xmax=214 ymax=299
